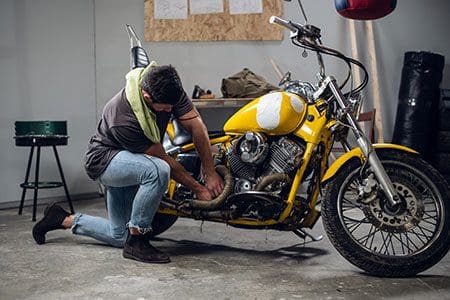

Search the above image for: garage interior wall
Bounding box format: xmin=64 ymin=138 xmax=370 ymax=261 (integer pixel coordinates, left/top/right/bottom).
xmin=0 ymin=0 xmax=449 ymax=205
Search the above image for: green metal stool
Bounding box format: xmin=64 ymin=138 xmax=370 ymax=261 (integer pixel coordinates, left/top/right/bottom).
xmin=14 ymin=121 xmax=74 ymax=221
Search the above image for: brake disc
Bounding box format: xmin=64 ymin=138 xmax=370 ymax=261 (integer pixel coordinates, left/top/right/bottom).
xmin=361 ymin=178 xmax=424 ymax=233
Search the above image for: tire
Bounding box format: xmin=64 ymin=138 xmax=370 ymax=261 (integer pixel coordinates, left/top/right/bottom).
xmin=322 ymin=150 xmax=450 ymax=277
xmin=149 ymin=212 xmax=178 ymax=238
xmin=443 ymin=173 xmax=450 ymax=185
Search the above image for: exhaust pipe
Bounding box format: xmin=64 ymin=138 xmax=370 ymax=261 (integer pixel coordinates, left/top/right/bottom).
xmin=255 ymin=173 xmax=291 ymax=191
xmin=190 ymin=165 xmax=234 ymax=210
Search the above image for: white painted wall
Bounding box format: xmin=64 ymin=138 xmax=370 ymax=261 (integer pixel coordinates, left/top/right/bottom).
xmin=0 ymin=0 xmax=96 ymax=205
xmin=0 ymin=0 xmax=449 ymax=204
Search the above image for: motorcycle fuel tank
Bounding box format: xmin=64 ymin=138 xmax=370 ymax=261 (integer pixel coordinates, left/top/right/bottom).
xmin=224 ymin=92 xmax=307 ymax=135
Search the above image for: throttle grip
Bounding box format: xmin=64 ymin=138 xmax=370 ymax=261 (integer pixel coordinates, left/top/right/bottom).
xmin=269 ymin=16 xmax=299 ymax=33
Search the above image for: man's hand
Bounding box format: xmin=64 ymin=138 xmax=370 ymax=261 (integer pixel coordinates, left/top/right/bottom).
xmin=145 ymin=143 xmax=212 ymax=201
xmin=205 ymin=170 xmax=224 ymax=198
xmin=195 ymin=185 xmax=213 ymax=201
xmin=178 ymin=108 xmax=224 ymax=199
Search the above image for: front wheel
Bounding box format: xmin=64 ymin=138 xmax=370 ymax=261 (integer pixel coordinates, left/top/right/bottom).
xmin=322 ymin=150 xmax=450 ymax=277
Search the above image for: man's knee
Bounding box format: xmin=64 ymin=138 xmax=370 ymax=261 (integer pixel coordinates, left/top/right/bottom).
xmin=141 ymin=157 xmax=170 ymax=186
xmin=156 ymin=160 xmax=170 ymax=186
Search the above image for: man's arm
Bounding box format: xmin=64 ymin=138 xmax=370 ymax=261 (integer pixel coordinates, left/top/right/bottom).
xmin=178 ymin=108 xmax=224 ymax=197
xmin=145 ymin=143 xmax=212 ymax=201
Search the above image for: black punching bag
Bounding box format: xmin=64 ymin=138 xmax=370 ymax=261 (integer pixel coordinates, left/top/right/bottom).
xmin=392 ymin=51 xmax=445 ymax=160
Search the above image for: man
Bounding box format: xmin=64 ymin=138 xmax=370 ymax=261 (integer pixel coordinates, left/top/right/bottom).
xmin=32 ymin=64 xmax=224 ymax=263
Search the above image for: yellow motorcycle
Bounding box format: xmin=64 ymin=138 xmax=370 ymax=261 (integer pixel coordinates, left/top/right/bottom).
xmin=126 ymin=4 xmax=450 ymax=277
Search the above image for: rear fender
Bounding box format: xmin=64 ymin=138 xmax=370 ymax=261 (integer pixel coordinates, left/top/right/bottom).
xmin=322 ymin=144 xmax=418 ymax=184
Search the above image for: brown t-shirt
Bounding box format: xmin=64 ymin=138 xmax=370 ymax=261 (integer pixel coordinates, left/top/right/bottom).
xmin=84 ymin=88 xmax=193 ymax=180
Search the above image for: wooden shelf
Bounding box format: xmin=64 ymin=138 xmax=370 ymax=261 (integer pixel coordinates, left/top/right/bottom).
xmin=192 ymin=98 xmax=253 ymax=108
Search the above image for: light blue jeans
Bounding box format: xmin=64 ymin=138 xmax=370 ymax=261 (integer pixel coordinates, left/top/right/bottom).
xmin=72 ymin=151 xmax=170 ymax=247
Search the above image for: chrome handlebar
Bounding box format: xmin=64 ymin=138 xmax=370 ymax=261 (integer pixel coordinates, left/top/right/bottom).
xmin=270 ymin=16 xmax=325 ymax=84
xmin=269 ymin=16 xmax=300 ymax=33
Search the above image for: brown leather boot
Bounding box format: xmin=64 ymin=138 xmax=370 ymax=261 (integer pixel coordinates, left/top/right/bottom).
xmin=123 ymin=233 xmax=170 ymax=263
xmin=32 ymin=202 xmax=70 ymax=244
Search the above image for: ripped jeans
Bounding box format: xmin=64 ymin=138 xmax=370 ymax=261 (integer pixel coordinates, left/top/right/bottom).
xmin=72 ymin=151 xmax=170 ymax=247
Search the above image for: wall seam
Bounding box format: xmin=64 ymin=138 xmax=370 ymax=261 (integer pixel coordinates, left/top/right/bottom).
xmin=93 ymin=0 xmax=98 ymax=123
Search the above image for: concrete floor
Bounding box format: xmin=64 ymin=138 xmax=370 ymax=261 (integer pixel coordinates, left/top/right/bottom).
xmin=1 ymin=198 xmax=450 ymax=299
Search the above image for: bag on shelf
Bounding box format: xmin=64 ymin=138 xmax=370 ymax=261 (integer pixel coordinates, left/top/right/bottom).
xmin=221 ymin=68 xmax=278 ymax=99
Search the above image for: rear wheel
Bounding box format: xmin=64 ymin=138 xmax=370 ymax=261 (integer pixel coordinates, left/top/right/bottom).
xmin=149 ymin=212 xmax=178 ymax=237
xmin=322 ymin=150 xmax=450 ymax=277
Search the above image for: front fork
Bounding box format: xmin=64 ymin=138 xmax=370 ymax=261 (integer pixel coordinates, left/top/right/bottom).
xmin=325 ymin=77 xmax=401 ymax=206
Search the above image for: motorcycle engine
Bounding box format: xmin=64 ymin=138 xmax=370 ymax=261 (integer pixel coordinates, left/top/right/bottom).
xmin=227 ymin=132 xmax=305 ymax=193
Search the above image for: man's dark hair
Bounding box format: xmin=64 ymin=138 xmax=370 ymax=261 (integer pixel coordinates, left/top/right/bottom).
xmin=141 ymin=65 xmax=184 ymax=105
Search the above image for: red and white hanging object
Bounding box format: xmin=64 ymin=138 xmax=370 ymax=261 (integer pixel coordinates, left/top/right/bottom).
xmin=335 ymin=0 xmax=397 ymax=20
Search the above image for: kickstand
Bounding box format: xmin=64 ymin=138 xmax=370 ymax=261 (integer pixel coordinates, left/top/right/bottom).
xmin=199 ymin=220 xmax=204 ymax=233
xmin=292 ymin=229 xmax=323 ymax=242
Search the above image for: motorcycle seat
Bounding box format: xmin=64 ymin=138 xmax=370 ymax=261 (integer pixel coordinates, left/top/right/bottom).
xmin=172 ymin=118 xmax=224 ymax=146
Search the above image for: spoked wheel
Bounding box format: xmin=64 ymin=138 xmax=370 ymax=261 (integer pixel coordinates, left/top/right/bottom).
xmin=322 ymin=150 xmax=450 ymax=277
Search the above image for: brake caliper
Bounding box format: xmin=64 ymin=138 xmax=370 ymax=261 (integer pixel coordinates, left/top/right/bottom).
xmin=357 ymin=173 xmax=378 ymax=204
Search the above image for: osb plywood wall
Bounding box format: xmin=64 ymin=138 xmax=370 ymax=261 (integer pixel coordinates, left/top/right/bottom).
xmin=144 ymin=0 xmax=283 ymax=41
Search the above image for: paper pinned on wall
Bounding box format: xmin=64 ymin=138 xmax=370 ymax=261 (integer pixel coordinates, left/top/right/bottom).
xmin=190 ymin=0 xmax=223 ymax=15
xmin=229 ymin=0 xmax=263 ymax=15
xmin=154 ymin=0 xmax=188 ymax=19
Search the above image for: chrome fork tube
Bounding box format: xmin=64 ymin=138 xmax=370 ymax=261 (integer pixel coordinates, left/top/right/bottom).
xmin=327 ymin=77 xmax=401 ymax=206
